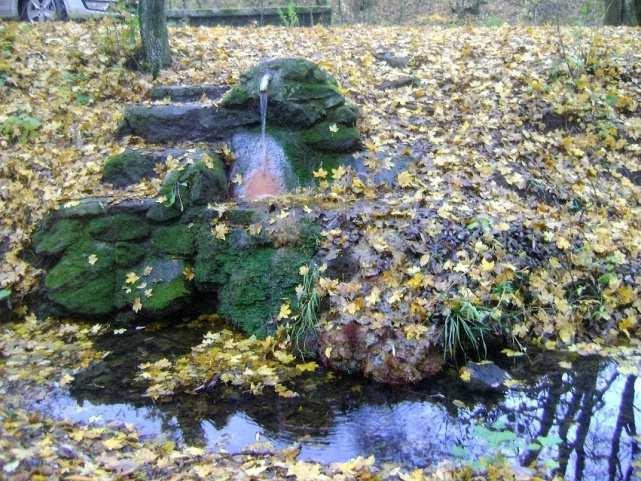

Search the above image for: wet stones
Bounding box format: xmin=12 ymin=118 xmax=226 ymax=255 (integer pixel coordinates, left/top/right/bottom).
xmin=318 ymin=321 xmax=444 ymax=384
xmin=461 ymin=361 xmax=510 ymax=393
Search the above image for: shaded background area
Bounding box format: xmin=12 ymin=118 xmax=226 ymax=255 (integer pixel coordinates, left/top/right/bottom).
xmin=163 ymin=0 xmax=637 ymax=26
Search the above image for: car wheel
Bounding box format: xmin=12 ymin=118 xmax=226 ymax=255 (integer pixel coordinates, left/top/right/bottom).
xmin=21 ymin=0 xmax=67 ymax=22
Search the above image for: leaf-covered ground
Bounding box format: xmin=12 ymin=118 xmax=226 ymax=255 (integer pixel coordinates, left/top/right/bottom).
xmin=1 ymin=19 xmax=641 ymax=479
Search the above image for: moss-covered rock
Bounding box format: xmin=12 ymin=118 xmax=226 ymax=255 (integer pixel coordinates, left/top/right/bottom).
xmin=114 ymin=242 xmax=146 ymax=267
xmin=266 ymin=128 xmax=353 ymax=185
xmin=222 ymin=58 xmax=348 ymax=129
xmin=113 ymin=258 xmax=193 ymax=315
xmin=160 ymin=157 xmax=228 ymax=210
xmin=44 ymin=241 xmax=117 ymax=316
xmin=33 ymin=218 xmax=85 ymax=255
xmin=194 ymin=222 xmax=317 ymax=337
xmin=151 ymin=224 xmax=195 ymax=257
xmin=102 ymin=150 xmax=159 ymax=188
xmin=217 ymin=247 xmax=311 ymax=337
xmin=146 ymin=203 xmax=182 ymax=223
xmin=302 ymin=122 xmax=361 ymax=153
xmin=88 ymin=214 xmax=151 ymax=242
xmin=327 ymin=104 xmax=359 ymax=126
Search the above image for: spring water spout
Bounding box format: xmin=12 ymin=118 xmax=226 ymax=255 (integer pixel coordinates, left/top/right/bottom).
xmin=259 ymin=73 xmax=271 ymax=164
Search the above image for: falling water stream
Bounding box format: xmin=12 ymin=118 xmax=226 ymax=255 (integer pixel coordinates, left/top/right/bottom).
xmin=237 ymin=74 xmax=285 ymax=201
xmin=260 ymin=89 xmax=268 ymax=164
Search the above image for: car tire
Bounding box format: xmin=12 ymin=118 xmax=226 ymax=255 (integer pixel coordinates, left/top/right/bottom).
xmin=21 ymin=0 xmax=67 ymax=22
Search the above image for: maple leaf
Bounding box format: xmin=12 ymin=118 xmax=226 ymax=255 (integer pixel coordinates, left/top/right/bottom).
xmin=397 ymin=171 xmax=414 ymax=187
xmin=313 ymin=167 xmax=328 ymax=179
xmin=183 ymin=266 xmax=195 ymax=281
xmin=125 ymin=272 xmax=140 ymax=285
xmin=277 ymin=303 xmax=291 ymax=320
xmin=132 ymin=297 xmax=143 ymax=313
xmin=213 ymin=223 xmax=229 ymax=240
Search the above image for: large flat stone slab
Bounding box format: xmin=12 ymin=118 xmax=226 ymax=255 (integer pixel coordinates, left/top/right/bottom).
xmin=119 ymin=103 xmax=260 ymax=143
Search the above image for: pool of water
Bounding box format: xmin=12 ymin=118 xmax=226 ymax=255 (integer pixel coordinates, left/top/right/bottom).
xmin=27 ymin=326 xmax=641 ymax=481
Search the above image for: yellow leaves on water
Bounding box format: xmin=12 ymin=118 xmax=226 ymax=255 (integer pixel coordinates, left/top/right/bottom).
xmin=313 ymin=166 xmax=328 ymax=179
xmin=137 ymin=326 xmax=316 ymax=400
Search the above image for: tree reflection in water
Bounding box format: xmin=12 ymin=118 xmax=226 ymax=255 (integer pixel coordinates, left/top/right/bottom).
xmin=32 ymin=328 xmax=637 ymax=481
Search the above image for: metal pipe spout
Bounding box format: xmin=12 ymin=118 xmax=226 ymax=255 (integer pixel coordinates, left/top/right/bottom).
xmin=259 ymin=73 xmax=271 ymax=93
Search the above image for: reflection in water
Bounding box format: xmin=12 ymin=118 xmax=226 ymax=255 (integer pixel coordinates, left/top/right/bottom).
xmin=26 ymin=328 xmax=640 ymax=481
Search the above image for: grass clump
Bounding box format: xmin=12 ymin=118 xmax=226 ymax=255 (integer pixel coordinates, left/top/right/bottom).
xmin=288 ymin=262 xmax=323 ymax=358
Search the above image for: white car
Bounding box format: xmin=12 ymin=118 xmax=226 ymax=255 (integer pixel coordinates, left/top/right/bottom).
xmin=0 ymin=0 xmax=114 ymax=22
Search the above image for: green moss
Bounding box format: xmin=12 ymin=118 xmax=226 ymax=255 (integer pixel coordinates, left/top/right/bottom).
xmin=298 ymin=219 xmax=322 ymax=255
xmin=102 ymin=151 xmax=158 ymax=187
xmin=284 ymin=81 xmax=341 ymax=101
xmin=45 ymin=241 xmax=116 ymax=316
xmin=88 ymin=214 xmax=151 ymax=242
xmin=221 ymin=85 xmax=251 ymax=107
xmin=267 ymin=127 xmax=349 ymax=185
xmin=160 ymin=158 xmax=227 ymax=210
xmin=194 ymin=221 xmax=314 ymax=337
xmin=143 ymin=277 xmax=191 ymax=312
xmin=114 ymin=242 xmax=146 ymax=267
xmin=33 ymin=218 xmax=85 ymax=256
xmin=327 ymin=104 xmax=358 ymax=126
xmin=151 ymin=224 xmax=195 ymax=256
xmin=302 ymin=122 xmax=361 ymax=153
xmin=194 ymin=226 xmax=254 ymax=290
xmin=223 ymin=208 xmax=260 ymax=225
xmin=113 ymin=258 xmax=193 ymax=314
xmin=146 ymin=204 xmax=182 ymax=223
xmin=217 ymin=247 xmax=310 ymax=337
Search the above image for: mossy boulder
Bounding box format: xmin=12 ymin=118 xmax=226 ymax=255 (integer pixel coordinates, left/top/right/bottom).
xmin=194 ymin=224 xmax=315 ymax=337
xmin=113 ymin=258 xmax=193 ymax=315
xmin=301 ymin=122 xmax=361 ymax=153
xmin=33 ymin=196 xmax=320 ymax=336
xmin=88 ymin=214 xmax=151 ymax=242
xmin=159 ymin=157 xmax=228 ymax=209
xmin=222 ymin=58 xmax=354 ymax=131
xmin=151 ymin=225 xmax=195 ymax=257
xmin=33 ymin=218 xmax=84 ymax=255
xmin=44 ymin=241 xmax=117 ymax=316
xmin=193 ymin=216 xmax=320 ymax=338
xmin=102 ymin=150 xmax=159 ymax=188
xmin=223 ymin=58 xmax=360 ymax=193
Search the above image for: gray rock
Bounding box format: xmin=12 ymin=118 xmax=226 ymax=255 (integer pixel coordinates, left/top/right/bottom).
xmin=379 ymin=75 xmax=418 ymax=90
xmin=463 ymin=361 xmax=510 ymax=392
xmin=119 ymin=103 xmax=259 ymax=143
xmin=374 ymin=51 xmax=411 ymax=69
xmin=149 ymin=85 xmax=228 ymax=102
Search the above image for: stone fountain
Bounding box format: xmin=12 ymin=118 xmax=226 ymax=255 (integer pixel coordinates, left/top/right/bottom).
xmin=29 ymin=58 xmax=445 ymax=384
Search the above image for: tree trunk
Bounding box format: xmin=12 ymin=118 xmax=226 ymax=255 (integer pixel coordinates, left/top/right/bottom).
xmin=604 ymin=0 xmax=624 ymax=24
xmin=634 ymin=0 xmax=641 ymax=25
xmin=139 ymin=0 xmax=171 ymax=77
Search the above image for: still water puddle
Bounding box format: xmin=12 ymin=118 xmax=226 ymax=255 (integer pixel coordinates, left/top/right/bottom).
xmin=28 ymin=327 xmax=640 ymax=481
